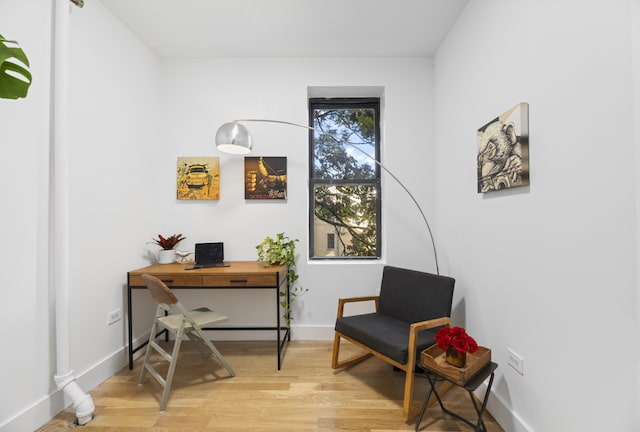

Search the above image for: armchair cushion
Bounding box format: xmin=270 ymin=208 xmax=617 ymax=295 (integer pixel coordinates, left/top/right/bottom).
xmin=335 ymin=313 xmax=438 ymax=364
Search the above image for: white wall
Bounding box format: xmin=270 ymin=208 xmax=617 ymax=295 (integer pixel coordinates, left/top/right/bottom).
xmin=633 ymin=0 xmax=640 ymax=424
xmin=137 ymin=57 xmax=438 ymax=341
xmin=0 ymin=0 xmax=54 ymax=428
xmin=0 ymin=1 xmax=160 ymax=430
xmin=67 ymin=0 xmax=160 ymax=371
xmin=1 ymin=10 xmax=438 ymax=428
xmin=3 ymin=0 xmax=638 ymax=430
xmin=433 ymin=1 xmax=638 ymax=431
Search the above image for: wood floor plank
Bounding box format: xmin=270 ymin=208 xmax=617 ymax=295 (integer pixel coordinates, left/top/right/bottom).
xmin=37 ymin=341 xmax=504 ymax=432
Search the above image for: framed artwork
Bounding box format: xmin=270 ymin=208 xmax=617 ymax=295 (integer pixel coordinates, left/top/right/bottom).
xmin=477 ymin=102 xmax=529 ymax=193
xmin=244 ymin=156 xmax=287 ymax=200
xmin=176 ymin=156 xmax=220 ymax=200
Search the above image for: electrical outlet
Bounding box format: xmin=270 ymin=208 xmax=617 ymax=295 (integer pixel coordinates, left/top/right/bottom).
xmin=507 ymin=348 xmax=524 ymax=375
xmin=106 ymin=309 xmax=121 ymax=325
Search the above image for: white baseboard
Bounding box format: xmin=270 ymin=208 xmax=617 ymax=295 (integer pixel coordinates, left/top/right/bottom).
xmin=0 ymin=390 xmax=67 ymax=432
xmin=475 ymin=381 xmax=533 ymax=432
xmin=0 ymin=344 xmax=130 ymax=432
xmin=290 ymin=325 xmax=335 ymax=340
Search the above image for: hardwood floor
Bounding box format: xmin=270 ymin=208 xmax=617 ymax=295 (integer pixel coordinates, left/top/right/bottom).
xmin=38 ymin=340 xmax=504 ymax=431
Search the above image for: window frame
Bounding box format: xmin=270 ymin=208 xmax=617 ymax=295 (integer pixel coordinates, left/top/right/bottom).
xmin=308 ymin=97 xmax=382 ymax=260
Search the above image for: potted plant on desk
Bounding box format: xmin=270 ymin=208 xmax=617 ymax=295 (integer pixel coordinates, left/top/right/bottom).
xmin=256 ymin=232 xmax=307 ymax=326
xmin=151 ymin=233 xmax=186 ymax=264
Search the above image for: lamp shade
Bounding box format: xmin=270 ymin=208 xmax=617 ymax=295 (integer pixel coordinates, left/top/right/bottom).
xmin=215 ymin=122 xmax=253 ymax=154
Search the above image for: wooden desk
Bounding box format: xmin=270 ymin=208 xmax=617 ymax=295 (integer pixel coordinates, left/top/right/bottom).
xmin=127 ymin=261 xmax=289 ymax=370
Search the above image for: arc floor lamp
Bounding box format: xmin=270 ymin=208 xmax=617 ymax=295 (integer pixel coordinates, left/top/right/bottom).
xmin=215 ymin=119 xmax=440 ymax=275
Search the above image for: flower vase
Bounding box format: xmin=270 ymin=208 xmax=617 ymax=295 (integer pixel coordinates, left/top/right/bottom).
xmin=445 ymin=347 xmax=467 ymax=368
xmin=157 ymin=249 xmax=176 ymax=264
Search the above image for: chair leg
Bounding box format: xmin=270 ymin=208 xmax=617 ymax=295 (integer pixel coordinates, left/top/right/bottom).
xmin=331 ymin=332 xmax=372 ymax=369
xmin=402 ymin=362 xmax=453 ymax=419
xmin=186 ymin=331 xmax=212 ymax=358
xmin=158 ymin=324 xmax=185 ymax=412
xmin=331 ymin=332 xmax=342 ymax=368
xmin=192 ymin=327 xmax=235 ymax=376
xmin=139 ymin=313 xmax=161 ymax=385
xmin=403 ymin=366 xmax=417 ymax=419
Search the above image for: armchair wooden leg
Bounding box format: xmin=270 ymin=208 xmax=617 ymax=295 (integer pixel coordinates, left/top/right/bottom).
xmin=331 ymin=332 xmax=372 ymax=369
xmin=331 ymin=332 xmax=341 ymax=368
xmin=403 ymin=367 xmax=417 ymax=419
xmin=402 ymin=371 xmax=455 ymax=419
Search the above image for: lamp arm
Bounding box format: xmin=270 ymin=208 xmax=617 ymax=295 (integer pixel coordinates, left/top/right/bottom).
xmin=233 ymin=119 xmax=440 ymax=275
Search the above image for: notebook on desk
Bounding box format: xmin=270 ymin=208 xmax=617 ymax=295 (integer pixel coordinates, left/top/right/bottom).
xmin=185 ymin=242 xmax=230 ymax=269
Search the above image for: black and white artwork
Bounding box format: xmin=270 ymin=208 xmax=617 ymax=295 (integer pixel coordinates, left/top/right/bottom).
xmin=477 ymin=103 xmax=529 ymax=193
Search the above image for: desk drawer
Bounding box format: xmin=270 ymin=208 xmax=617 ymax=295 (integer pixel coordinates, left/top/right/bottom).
xmin=203 ymin=274 xmax=278 ymax=287
xmin=129 ymin=274 xmax=203 ymax=287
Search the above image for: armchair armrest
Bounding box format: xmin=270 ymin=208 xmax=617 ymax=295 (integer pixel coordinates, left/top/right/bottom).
xmin=408 ymin=316 xmax=450 ymax=361
xmin=403 ymin=316 xmax=451 ymax=417
xmin=336 ymin=295 xmax=380 ymax=319
xmin=410 ymin=316 xmax=450 ymax=333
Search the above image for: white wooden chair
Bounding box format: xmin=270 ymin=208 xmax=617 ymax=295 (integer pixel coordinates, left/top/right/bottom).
xmin=138 ymin=273 xmax=235 ymax=412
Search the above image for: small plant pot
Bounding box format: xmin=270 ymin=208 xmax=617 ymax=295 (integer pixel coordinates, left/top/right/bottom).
xmin=157 ymin=249 xmax=176 ymax=264
xmin=445 ymin=347 xmax=467 ymax=368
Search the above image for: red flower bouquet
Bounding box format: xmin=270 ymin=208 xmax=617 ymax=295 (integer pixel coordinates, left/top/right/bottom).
xmin=435 ymin=326 xmax=479 ymax=354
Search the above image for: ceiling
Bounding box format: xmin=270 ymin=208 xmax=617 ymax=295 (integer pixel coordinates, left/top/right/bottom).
xmin=97 ymin=0 xmax=468 ymax=59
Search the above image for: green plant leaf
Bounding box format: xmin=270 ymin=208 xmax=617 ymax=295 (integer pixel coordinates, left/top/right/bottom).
xmin=0 ymin=35 xmax=32 ymax=100
xmin=257 ymin=232 xmax=306 ymax=326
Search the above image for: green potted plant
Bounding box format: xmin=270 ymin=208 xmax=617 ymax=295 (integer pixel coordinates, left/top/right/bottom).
xmin=151 ymin=233 xmax=186 ymax=264
xmin=256 ymin=232 xmax=307 ymax=325
xmin=0 ymin=34 xmax=32 ymax=99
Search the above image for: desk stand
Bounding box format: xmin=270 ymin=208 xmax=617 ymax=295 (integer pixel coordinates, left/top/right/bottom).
xmin=127 ymin=262 xmax=289 ymax=371
xmin=415 ymin=361 xmax=498 ymax=432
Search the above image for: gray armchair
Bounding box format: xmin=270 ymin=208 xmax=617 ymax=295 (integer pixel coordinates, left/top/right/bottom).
xmin=331 ymin=266 xmax=455 ymax=418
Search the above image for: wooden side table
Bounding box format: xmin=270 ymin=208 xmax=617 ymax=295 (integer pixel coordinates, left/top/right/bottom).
xmin=416 ymin=347 xmax=498 ymax=432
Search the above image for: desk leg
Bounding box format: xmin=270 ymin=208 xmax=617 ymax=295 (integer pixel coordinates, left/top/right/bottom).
xmin=276 ymin=286 xmax=282 ymax=370
xmin=286 ymin=280 xmax=291 ymax=342
xmin=127 ymin=285 xmax=133 ymax=370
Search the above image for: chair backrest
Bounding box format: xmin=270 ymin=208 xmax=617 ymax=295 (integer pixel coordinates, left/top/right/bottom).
xmin=378 ymin=266 xmax=455 ymax=324
xmin=141 ymin=274 xmax=179 ymax=305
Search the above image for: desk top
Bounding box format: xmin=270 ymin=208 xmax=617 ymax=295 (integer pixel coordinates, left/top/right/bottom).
xmin=128 ymin=261 xmax=288 ymax=288
xmin=129 ymin=261 xmax=287 ymax=275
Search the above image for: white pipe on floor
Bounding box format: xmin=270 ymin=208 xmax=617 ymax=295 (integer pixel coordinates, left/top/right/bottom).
xmin=52 ymin=0 xmax=95 ymax=425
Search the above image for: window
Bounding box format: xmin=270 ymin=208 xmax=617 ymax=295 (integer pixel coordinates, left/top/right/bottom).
xmin=309 ymin=98 xmax=381 ymax=259
xmin=327 ymin=233 xmax=335 ymax=249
